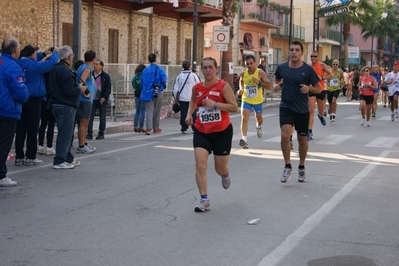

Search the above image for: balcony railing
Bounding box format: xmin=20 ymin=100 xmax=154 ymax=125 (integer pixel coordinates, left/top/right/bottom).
xmin=240 ymin=3 xmax=284 ymax=27
xmin=199 ymin=0 xmax=223 ymax=9
xmin=319 ymin=28 xmax=353 ymax=45
xmin=270 ymin=24 xmax=305 ymax=40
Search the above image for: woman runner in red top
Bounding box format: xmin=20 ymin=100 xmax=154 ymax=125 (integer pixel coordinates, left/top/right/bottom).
xmin=185 ymin=57 xmax=238 ymax=212
xmin=359 ymin=66 xmax=377 ymax=126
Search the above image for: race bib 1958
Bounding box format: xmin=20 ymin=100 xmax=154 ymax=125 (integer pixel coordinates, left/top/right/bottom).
xmin=198 ymin=107 xmax=222 ymax=123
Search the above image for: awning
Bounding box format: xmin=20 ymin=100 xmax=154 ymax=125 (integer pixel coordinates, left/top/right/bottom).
xmin=260 ymin=52 xmax=268 ymax=56
xmin=242 ymin=50 xmax=255 ymax=55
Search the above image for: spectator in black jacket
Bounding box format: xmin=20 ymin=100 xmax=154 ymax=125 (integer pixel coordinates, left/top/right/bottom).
xmin=49 ymin=45 xmax=87 ymax=169
xmin=87 ymin=59 xmax=111 ymax=139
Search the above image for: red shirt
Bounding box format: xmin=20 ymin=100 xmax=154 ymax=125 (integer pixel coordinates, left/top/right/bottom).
xmin=360 ymin=76 xmax=374 ymax=96
xmin=194 ymin=80 xmax=231 ymax=133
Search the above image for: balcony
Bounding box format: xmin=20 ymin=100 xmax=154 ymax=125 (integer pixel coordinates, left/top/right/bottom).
xmin=270 ymin=24 xmax=305 ymax=41
xmin=319 ymin=28 xmax=353 ymax=46
xmin=88 ymin=0 xmax=223 ymax=23
xmin=240 ymin=2 xmax=283 ymax=29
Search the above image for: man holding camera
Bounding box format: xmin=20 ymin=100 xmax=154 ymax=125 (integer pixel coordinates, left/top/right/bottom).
xmin=140 ymin=53 xmax=167 ymax=135
xmin=15 ymin=44 xmax=59 ymax=166
xmin=76 ymin=50 xmax=97 ymax=153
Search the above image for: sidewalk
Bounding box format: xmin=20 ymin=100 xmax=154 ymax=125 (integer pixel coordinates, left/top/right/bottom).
xmin=92 ymin=97 xmax=281 ymax=136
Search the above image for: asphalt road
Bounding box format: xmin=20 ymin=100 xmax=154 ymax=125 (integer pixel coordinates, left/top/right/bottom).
xmin=1 ymin=97 xmax=399 ymax=266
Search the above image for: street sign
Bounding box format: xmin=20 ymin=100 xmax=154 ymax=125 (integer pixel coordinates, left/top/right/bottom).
xmin=348 ymin=46 xmax=360 ymax=64
xmin=213 ymin=26 xmax=230 ymax=44
xmin=214 ymin=44 xmax=228 ymax=52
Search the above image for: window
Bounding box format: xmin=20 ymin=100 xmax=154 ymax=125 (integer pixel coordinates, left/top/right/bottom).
xmin=108 ymin=29 xmax=119 ymax=63
xmin=62 ymin=23 xmax=73 ymax=47
xmin=185 ymin=39 xmax=192 ymax=62
xmin=161 ymin=36 xmax=168 ymax=64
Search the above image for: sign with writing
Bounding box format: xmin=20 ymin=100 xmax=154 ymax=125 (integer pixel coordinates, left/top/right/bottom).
xmin=213 ymin=26 xmax=230 ymax=44
xmin=348 ymin=46 xmax=360 ymax=64
xmin=214 ymin=44 xmax=228 ymax=52
xmin=319 ymin=0 xmax=353 ymax=17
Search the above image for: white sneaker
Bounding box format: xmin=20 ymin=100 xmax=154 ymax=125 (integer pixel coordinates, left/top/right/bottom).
xmin=0 ymin=177 xmax=17 ymax=187
xmin=360 ymin=119 xmax=364 ymax=126
xmin=69 ymin=160 xmax=81 ymax=167
xmin=77 ymin=145 xmax=95 ymax=154
xmin=25 ymin=158 xmax=43 ymax=166
xmin=367 ymin=122 xmax=370 ymax=127
xmin=396 ymin=111 xmax=398 ymax=119
xmin=53 ymin=162 xmax=75 ymax=169
xmin=38 ymin=145 xmax=45 ymax=155
xmin=256 ymin=126 xmax=263 ymax=138
xmin=45 ymin=146 xmax=55 ymax=155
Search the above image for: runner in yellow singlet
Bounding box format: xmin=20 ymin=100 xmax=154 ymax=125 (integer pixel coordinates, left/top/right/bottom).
xmin=326 ymin=59 xmax=344 ymax=122
xmin=237 ymin=54 xmax=271 ymax=149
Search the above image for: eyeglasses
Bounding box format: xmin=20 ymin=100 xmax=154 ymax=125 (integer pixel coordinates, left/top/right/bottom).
xmin=364 ymin=70 xmax=370 ymax=72
xmin=310 ymin=56 xmax=318 ymax=58
xmin=333 ymin=64 xmax=338 ymax=66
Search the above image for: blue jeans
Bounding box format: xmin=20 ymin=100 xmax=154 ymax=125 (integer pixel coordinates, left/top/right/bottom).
xmin=88 ymin=99 xmax=107 ymax=135
xmin=52 ymin=105 xmax=76 ymax=165
xmin=134 ymin=97 xmax=146 ymax=128
xmin=0 ymin=117 xmax=17 ymax=179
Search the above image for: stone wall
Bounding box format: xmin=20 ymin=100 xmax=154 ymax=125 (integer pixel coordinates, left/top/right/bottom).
xmin=0 ymin=0 xmax=203 ymax=66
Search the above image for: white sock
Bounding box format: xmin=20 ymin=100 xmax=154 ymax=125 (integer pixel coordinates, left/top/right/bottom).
xmin=242 ymin=136 xmax=247 ymax=142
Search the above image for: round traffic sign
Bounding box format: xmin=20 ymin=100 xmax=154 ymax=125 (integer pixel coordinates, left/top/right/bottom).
xmin=217 ymin=33 xmax=226 ymax=43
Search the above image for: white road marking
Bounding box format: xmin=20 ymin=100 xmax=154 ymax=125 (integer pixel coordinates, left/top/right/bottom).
xmin=365 ymin=137 xmax=399 ymax=148
xmin=257 ymin=150 xmax=390 ymax=266
xmin=315 ymin=134 xmax=353 ymax=145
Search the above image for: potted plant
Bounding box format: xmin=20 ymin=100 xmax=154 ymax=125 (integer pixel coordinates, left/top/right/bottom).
xmin=257 ymin=0 xmax=269 ymax=8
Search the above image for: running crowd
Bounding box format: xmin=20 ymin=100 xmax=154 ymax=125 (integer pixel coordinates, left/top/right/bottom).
xmin=2 ymin=38 xmax=398 ymax=214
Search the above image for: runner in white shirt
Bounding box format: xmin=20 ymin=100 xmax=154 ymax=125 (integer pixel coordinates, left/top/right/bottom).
xmin=383 ymin=63 xmax=399 ymax=121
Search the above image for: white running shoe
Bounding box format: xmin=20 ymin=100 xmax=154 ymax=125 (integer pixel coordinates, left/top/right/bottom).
xmin=281 ymin=167 xmax=292 ymax=183
xmin=70 ymin=160 xmax=81 ymax=167
xmin=297 ymin=168 xmax=306 ymax=182
xmin=25 ymin=158 xmax=43 ymax=166
xmin=194 ymin=199 xmax=210 ymax=212
xmin=0 ymin=177 xmax=17 ymax=187
xmin=256 ymin=126 xmax=263 ymax=138
xmin=38 ymin=145 xmax=45 ymax=155
xmin=360 ymin=119 xmax=364 ymax=126
xmin=45 ymin=147 xmax=55 ymax=155
xmin=53 ymin=162 xmax=75 ymax=169
xmin=396 ymin=111 xmax=398 ymax=119
xmin=77 ymin=145 xmax=95 ymax=154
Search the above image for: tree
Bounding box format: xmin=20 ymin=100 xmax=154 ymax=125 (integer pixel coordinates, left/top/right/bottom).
xmin=221 ymin=0 xmax=236 ymax=87
xmin=325 ymin=0 xmax=374 ymax=68
xmin=360 ymin=0 xmax=399 ymax=67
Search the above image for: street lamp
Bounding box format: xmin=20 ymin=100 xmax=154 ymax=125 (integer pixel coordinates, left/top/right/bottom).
xmin=192 ymin=0 xmax=198 ymax=72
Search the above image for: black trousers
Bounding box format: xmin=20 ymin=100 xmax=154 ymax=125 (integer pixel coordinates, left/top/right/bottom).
xmin=15 ymin=99 xmax=41 ymax=159
xmin=0 ymin=117 xmax=17 ymax=179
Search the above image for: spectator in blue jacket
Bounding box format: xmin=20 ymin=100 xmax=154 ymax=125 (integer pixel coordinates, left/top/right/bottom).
xmin=140 ymin=53 xmax=167 ymax=135
xmin=0 ymin=37 xmax=30 ymax=187
xmin=14 ymin=45 xmax=59 ymax=166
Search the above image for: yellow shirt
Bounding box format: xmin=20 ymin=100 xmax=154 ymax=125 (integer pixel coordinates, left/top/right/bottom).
xmin=242 ymin=68 xmax=263 ymax=104
xmin=327 ymin=70 xmax=341 ymax=92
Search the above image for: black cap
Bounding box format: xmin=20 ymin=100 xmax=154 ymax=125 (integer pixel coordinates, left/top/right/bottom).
xmin=21 ymin=45 xmax=39 ymax=57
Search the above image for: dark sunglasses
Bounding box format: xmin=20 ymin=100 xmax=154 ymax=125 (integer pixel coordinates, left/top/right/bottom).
xmin=310 ymin=55 xmax=318 ymax=58
xmin=364 ymin=70 xmax=370 ymax=72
